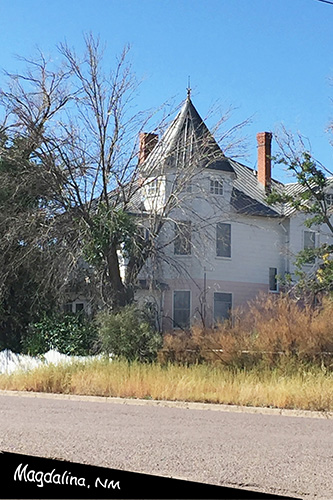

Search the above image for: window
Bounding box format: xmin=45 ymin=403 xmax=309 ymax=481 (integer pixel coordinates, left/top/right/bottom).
xmin=64 ymin=303 xmax=73 ymax=313
xmin=269 ymin=268 xmax=278 ymax=292
xmin=146 ymin=178 xmax=159 ymax=197
xmin=210 ymin=179 xmax=223 ymax=195
xmin=304 ymin=230 xmax=315 ymax=250
xmin=75 ymin=303 xmax=84 ymax=313
xmin=174 ymin=221 xmax=191 ymax=255
xmin=214 ymin=293 xmax=232 ymax=323
xmin=173 ymin=291 xmax=191 ymax=329
xmin=325 ymin=193 xmax=333 ymax=207
xmin=216 ymin=223 xmax=231 ymax=258
xmin=63 ymin=302 xmax=85 ymax=314
xmin=304 ymin=230 xmax=316 ymax=264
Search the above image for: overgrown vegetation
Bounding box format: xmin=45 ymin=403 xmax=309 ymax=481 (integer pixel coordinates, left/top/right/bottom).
xmin=96 ymin=304 xmax=163 ymax=363
xmin=158 ymin=294 xmax=333 ymax=370
xmin=0 ymin=357 xmax=332 ymax=411
xmin=22 ymin=313 xmax=98 ymax=356
xmin=1 ymin=295 xmax=332 ymax=411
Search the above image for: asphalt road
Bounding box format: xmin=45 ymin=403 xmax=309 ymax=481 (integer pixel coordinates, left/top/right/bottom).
xmin=0 ymin=392 xmax=332 ymax=499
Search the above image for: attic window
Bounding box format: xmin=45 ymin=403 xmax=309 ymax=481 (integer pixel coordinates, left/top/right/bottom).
xmin=146 ymin=178 xmax=159 ymax=197
xmin=210 ymin=179 xmax=223 ymax=195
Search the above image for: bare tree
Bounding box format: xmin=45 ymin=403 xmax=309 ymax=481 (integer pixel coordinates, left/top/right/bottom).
xmin=0 ymin=34 xmax=250 ymax=316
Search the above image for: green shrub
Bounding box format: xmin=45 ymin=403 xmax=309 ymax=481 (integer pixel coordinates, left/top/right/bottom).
xmin=23 ymin=314 xmax=98 ymax=356
xmin=96 ymin=305 xmax=162 ymax=363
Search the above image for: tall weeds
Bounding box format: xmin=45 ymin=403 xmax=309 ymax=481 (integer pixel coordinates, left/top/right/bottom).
xmin=0 ymin=358 xmax=332 ymax=411
xmin=1 ymin=295 xmax=332 ymax=411
xmin=158 ymin=294 xmax=333 ymax=370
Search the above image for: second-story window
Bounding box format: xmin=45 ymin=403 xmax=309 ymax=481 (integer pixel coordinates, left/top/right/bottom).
xmin=174 ymin=221 xmax=191 ymax=255
xmin=303 ymin=230 xmax=316 ymax=264
xmin=325 ymin=193 xmax=333 ymax=207
xmin=216 ymin=222 xmax=231 ymax=258
xmin=304 ymin=230 xmax=315 ymax=250
xmin=210 ymin=179 xmax=223 ymax=195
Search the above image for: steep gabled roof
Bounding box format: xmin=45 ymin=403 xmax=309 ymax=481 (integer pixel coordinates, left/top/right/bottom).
xmin=142 ymin=96 xmax=235 ymax=174
xmin=140 ymin=96 xmax=301 ymax=219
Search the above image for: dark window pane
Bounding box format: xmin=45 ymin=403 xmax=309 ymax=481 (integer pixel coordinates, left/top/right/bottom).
xmin=174 ymin=222 xmax=191 ymax=255
xmin=64 ymin=303 xmax=73 ymax=313
xmin=173 ymin=291 xmax=190 ymax=328
xmin=216 ymin=223 xmax=231 ymax=257
xmin=214 ymin=293 xmax=232 ymax=323
xmin=269 ymin=268 xmax=278 ymax=291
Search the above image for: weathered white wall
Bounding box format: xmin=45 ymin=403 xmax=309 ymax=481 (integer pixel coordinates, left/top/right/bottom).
xmin=288 ymin=211 xmax=333 ymax=279
xmin=137 ymin=168 xmax=288 ymax=330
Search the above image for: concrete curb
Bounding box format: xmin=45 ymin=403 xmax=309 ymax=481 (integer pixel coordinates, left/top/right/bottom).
xmin=0 ymin=389 xmax=332 ymax=419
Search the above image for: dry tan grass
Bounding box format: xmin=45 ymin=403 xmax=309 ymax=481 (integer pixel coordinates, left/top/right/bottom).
xmin=1 ymin=295 xmax=332 ymax=411
xmin=0 ymin=358 xmax=332 ymax=411
xmin=159 ymin=294 xmax=333 ymax=369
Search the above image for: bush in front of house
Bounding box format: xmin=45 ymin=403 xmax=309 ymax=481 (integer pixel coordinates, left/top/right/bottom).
xmin=23 ymin=313 xmax=98 ymax=356
xmin=96 ymin=304 xmax=162 ymax=363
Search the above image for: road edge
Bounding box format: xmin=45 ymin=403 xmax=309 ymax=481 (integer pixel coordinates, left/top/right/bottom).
xmin=0 ymin=389 xmax=332 ymax=419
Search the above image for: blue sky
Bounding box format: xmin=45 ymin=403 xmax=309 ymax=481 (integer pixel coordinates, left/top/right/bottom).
xmin=0 ymin=0 xmax=333 ymax=182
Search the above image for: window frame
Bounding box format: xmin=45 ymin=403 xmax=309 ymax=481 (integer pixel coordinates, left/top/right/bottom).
xmin=213 ymin=292 xmax=232 ymax=324
xmin=174 ymin=221 xmax=192 ymax=256
xmin=325 ymin=193 xmax=333 ymax=207
xmin=216 ymin=222 xmax=231 ymax=258
xmin=303 ymin=230 xmax=316 ymax=265
xmin=303 ymin=230 xmax=316 ymax=250
xmin=269 ymin=267 xmax=279 ymax=293
xmin=173 ymin=290 xmax=191 ymax=329
xmin=63 ymin=302 xmax=85 ymax=314
xmin=210 ymin=178 xmax=224 ymax=196
xmin=146 ymin=178 xmax=160 ymax=198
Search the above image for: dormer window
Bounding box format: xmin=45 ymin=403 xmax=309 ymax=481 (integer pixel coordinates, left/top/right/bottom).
xmin=210 ymin=179 xmax=223 ymax=195
xmin=146 ymin=178 xmax=159 ymax=197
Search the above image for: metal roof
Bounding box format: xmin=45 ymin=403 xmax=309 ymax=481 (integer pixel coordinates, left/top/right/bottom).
xmin=141 ymin=96 xmax=236 ymax=175
xmin=136 ymin=97 xmax=333 ymax=219
xmin=230 ymin=160 xmax=284 ymax=217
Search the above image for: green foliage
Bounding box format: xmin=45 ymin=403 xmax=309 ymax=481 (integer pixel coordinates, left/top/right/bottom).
xmin=82 ymin=205 xmax=139 ymax=268
xmin=267 ymin=150 xmax=333 ymax=294
xmin=0 ymin=265 xmax=58 ymax=352
xmin=96 ymin=304 xmax=162 ymax=363
xmin=267 ymin=152 xmax=330 ymax=226
xmin=0 ymin=133 xmax=68 ymax=351
xmin=23 ymin=314 xmax=98 ymax=356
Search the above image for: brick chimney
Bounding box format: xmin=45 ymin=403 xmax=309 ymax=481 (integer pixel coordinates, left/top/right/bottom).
xmin=256 ymin=132 xmax=272 ymax=190
xmin=139 ymin=132 xmax=158 ymax=165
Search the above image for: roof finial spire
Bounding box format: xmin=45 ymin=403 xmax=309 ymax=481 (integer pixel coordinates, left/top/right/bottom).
xmin=186 ymin=76 xmax=191 ymax=100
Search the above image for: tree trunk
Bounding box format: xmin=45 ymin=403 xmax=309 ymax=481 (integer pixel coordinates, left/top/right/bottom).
xmin=104 ymin=245 xmax=130 ymax=309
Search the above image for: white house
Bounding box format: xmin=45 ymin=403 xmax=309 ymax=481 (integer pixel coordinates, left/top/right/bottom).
xmin=132 ymin=94 xmax=333 ymax=331
xmin=66 ymin=94 xmax=333 ymax=331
